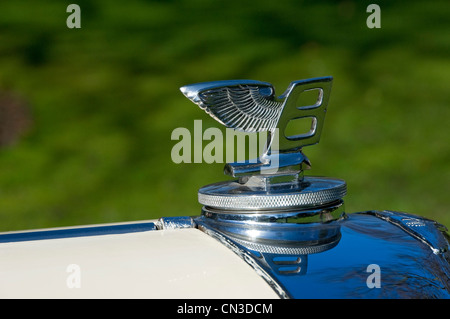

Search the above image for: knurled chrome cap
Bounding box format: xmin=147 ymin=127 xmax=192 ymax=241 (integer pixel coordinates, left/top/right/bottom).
xmin=198 ymin=176 xmax=346 ymax=210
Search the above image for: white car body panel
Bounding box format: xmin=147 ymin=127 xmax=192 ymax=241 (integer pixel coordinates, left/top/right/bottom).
xmin=0 ymin=222 xmax=278 ymax=299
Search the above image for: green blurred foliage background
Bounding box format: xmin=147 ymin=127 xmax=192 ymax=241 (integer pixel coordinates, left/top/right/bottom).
xmin=0 ymin=0 xmax=448 ymax=231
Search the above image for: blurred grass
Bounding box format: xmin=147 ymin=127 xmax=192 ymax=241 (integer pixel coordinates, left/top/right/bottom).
xmin=0 ymin=0 xmax=448 ymax=231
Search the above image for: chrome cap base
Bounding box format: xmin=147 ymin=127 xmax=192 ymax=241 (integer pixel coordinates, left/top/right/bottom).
xmin=198 ymin=176 xmax=347 ymax=211
xmin=197 ymin=176 xmax=347 ymax=255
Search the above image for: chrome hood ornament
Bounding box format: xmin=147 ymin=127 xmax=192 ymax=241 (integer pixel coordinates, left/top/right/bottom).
xmin=180 ymin=77 xmax=332 ymax=177
xmin=180 ymin=76 xmax=346 ymax=212
xmin=180 ymin=77 xmax=346 ymax=294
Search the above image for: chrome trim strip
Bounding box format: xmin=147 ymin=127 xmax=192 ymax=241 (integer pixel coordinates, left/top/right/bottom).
xmin=0 ymin=222 xmax=157 ymax=243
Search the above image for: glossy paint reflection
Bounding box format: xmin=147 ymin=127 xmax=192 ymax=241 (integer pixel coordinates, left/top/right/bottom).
xmin=199 ymin=211 xmax=450 ymax=298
